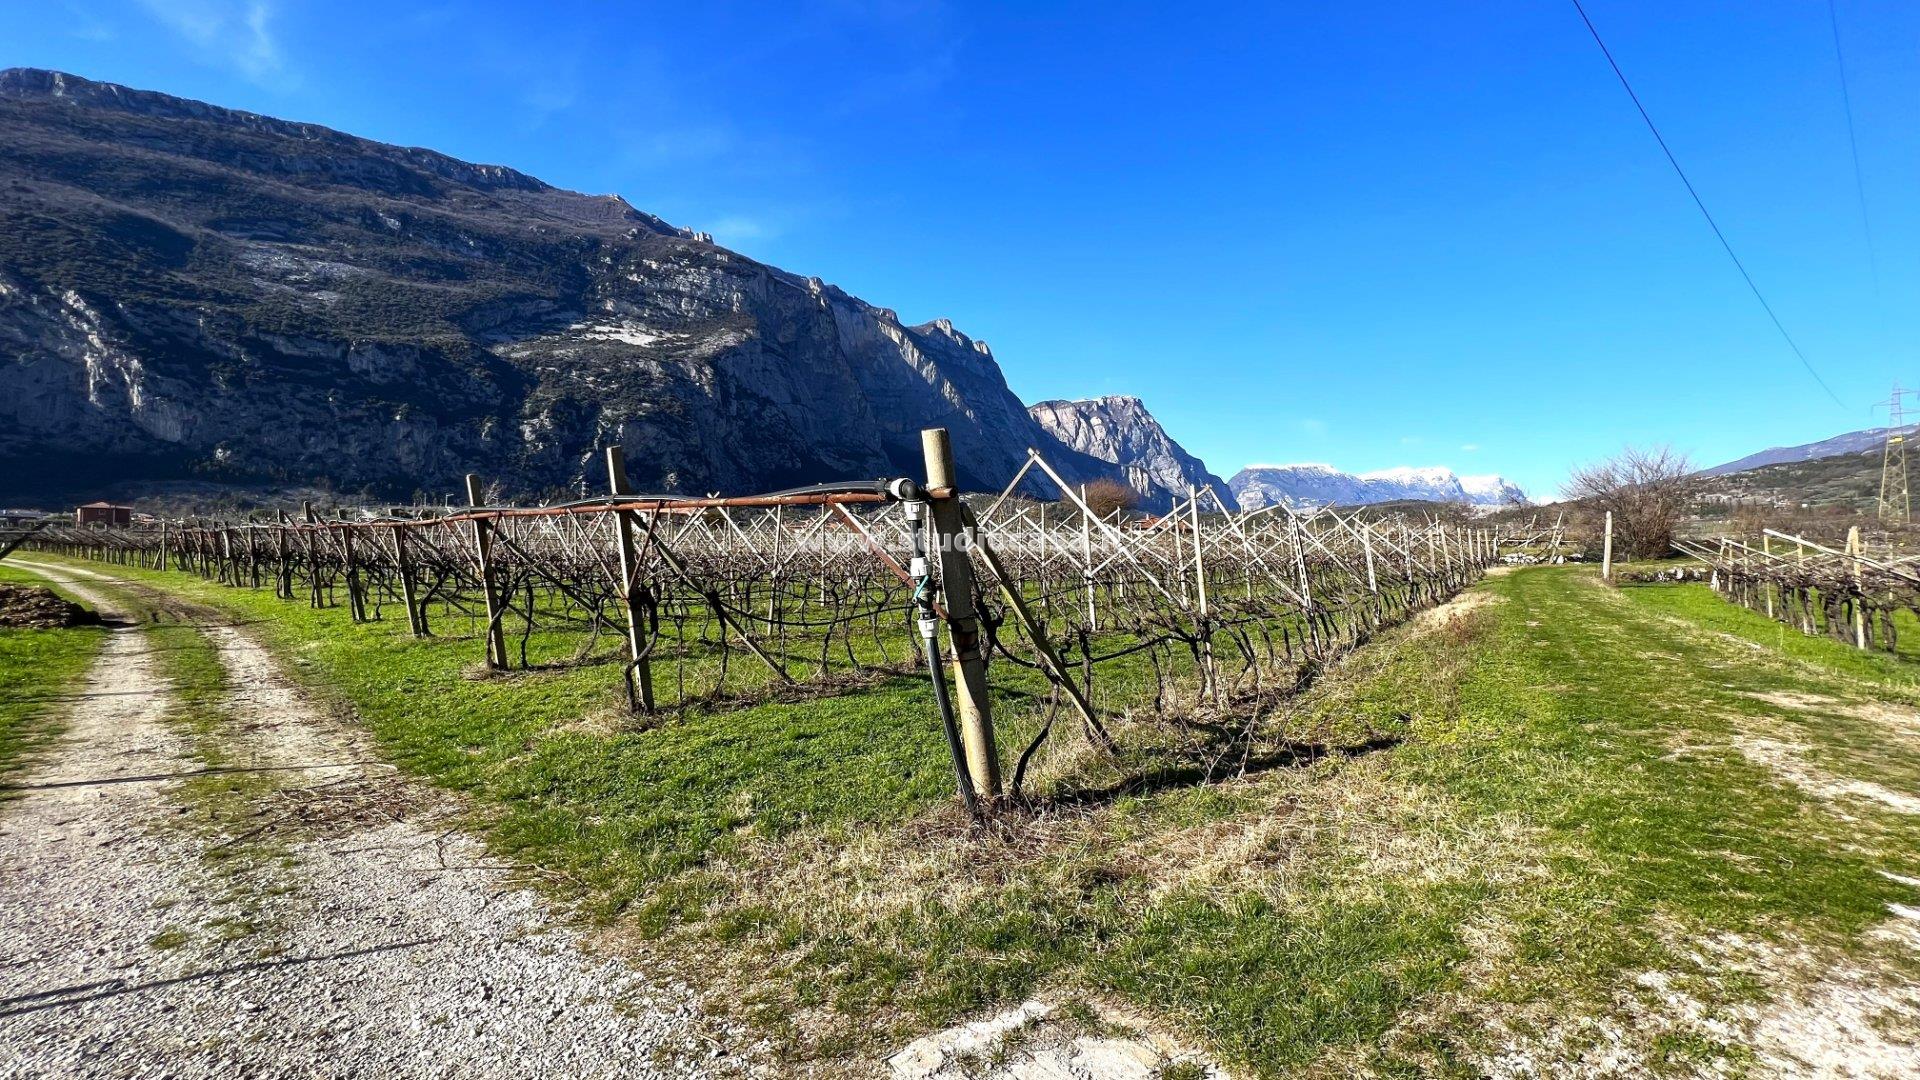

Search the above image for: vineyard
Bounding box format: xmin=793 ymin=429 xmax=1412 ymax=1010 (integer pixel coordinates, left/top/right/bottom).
xmin=24 ymin=432 xmax=1551 ymax=811
xmin=1675 ymin=526 xmax=1918 ymax=653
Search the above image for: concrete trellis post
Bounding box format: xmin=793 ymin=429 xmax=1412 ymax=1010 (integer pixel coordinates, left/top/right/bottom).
xmin=921 ymin=427 xmax=1002 ymax=800
xmin=1602 ymin=510 xmax=1614 ymax=582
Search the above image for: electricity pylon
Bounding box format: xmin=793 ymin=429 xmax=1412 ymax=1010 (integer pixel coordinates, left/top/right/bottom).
xmin=1880 ymin=383 xmax=1912 ymax=523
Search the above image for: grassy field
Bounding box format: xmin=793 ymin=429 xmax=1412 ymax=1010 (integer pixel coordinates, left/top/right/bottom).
xmin=0 ymin=563 xmax=108 ymax=780
xmin=23 ymin=554 xmax=1920 ymax=1075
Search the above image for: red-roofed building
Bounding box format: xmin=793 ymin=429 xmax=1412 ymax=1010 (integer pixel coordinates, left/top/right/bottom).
xmin=75 ymin=502 xmax=132 ymax=527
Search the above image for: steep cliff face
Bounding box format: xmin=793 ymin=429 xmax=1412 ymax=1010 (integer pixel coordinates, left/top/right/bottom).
xmin=0 ymin=69 xmax=1111 ymax=500
xmin=1229 ymin=463 xmax=1526 ymax=510
xmin=1027 ymin=395 xmax=1229 ymax=510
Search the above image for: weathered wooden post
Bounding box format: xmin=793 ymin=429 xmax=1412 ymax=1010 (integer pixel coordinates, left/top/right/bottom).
xmin=275 ymin=511 xmax=294 ymax=600
xmin=341 ymin=516 xmax=367 ymax=622
xmin=1362 ymin=521 xmax=1379 ymax=595
xmin=605 ymin=446 xmax=656 ymax=712
xmin=157 ymin=519 xmax=169 ymax=572
xmin=1189 ymin=485 xmax=1217 ymax=699
xmin=1762 ymin=533 xmax=1775 ymax=620
xmin=303 ymin=501 xmax=324 ymax=608
xmin=394 ymin=524 xmax=425 ymax=636
xmin=921 ymin=428 xmax=1002 ymax=799
xmin=466 ymin=474 xmax=509 ymax=670
xmin=1848 ymin=525 xmax=1867 ymax=649
xmin=1080 ymin=485 xmax=1097 ymax=630
xmin=1601 ymin=510 xmax=1614 ymax=582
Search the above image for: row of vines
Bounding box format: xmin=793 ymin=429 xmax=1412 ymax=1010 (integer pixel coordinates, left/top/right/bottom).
xmin=24 ymin=446 xmax=1552 ymax=806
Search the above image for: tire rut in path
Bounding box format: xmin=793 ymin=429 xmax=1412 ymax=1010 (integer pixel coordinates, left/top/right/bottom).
xmin=0 ymin=562 xmax=737 ymax=1078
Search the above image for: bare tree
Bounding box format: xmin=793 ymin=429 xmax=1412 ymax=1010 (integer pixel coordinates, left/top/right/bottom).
xmin=1080 ymin=478 xmax=1140 ymax=520
xmin=1563 ymin=445 xmax=1698 ymax=560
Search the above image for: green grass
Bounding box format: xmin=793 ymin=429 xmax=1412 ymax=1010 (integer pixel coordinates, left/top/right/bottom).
xmin=29 ymin=555 xmax=1920 ymax=1075
xmin=0 ymin=563 xmax=108 ymax=779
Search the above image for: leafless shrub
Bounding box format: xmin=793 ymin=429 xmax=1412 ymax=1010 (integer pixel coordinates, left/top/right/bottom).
xmin=1080 ymin=478 xmax=1140 ymax=520
xmin=1563 ymin=445 xmax=1698 ymax=560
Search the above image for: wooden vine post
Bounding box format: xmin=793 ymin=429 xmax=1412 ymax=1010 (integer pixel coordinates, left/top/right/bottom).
xmin=921 ymin=427 xmax=1002 ymax=799
xmin=394 ymin=523 xmax=425 ymax=637
xmin=302 ymin=501 xmax=323 ymax=608
xmin=341 ymin=515 xmax=367 ymax=622
xmin=605 ymin=446 xmax=656 ymax=713
xmin=1761 ymin=533 xmax=1775 ymax=619
xmin=466 ymin=474 xmax=510 ymax=670
xmin=1601 ymin=510 xmax=1614 ymax=582
xmin=1080 ymin=485 xmax=1097 ymax=630
xmin=1848 ymin=525 xmax=1866 ymax=649
xmin=275 ymin=511 xmax=294 ymax=600
xmin=1188 ymin=485 xmax=1217 ymax=699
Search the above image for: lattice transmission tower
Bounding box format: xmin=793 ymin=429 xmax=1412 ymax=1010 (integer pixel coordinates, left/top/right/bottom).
xmin=1880 ymin=383 xmax=1912 ymax=523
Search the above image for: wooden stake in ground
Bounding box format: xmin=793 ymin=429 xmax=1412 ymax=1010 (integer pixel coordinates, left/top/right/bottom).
xmin=303 ymin=501 xmax=323 ymax=608
xmin=466 ymin=474 xmax=510 ymax=670
xmin=1762 ymin=533 xmax=1775 ymax=620
xmin=922 ymin=427 xmax=1002 ymax=799
xmin=394 ymin=524 xmax=424 ymax=637
xmin=1602 ymin=510 xmax=1614 ymax=582
xmin=605 ymin=446 xmax=656 ymax=712
xmin=1849 ymin=525 xmax=1867 ymax=649
xmin=1189 ymin=485 xmax=1217 ymax=700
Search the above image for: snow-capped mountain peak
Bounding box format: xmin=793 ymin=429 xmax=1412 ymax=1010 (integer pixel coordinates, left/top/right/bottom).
xmin=1229 ymin=462 xmax=1526 ymax=510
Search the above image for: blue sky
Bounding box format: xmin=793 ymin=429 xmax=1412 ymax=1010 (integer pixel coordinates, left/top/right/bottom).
xmin=6 ymin=1 xmax=1917 ymax=496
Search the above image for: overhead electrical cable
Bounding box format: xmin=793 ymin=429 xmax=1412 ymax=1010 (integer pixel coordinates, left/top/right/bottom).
xmin=1826 ymin=0 xmax=1891 ymax=353
xmin=1569 ymin=0 xmax=1849 ymax=410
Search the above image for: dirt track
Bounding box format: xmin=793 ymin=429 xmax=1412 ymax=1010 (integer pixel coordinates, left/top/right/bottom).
xmin=0 ymin=561 xmax=735 ymax=1078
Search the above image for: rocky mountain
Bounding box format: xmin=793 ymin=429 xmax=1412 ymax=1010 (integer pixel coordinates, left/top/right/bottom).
xmin=1699 ymin=425 xmax=1910 ymax=478
xmin=0 ymin=69 xmax=1132 ymax=502
xmin=1697 ymin=448 xmax=1879 ymax=514
xmin=1229 ymin=463 xmax=1526 ymax=510
xmin=1028 ymin=395 xmax=1229 ymax=509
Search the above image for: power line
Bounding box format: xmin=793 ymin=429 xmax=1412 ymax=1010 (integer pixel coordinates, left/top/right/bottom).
xmin=1568 ymin=0 xmax=1849 ymax=411
xmin=1827 ymin=0 xmax=1890 ymax=352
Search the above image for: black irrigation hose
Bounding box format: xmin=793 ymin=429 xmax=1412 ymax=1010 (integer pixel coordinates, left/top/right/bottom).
xmin=906 ymin=499 xmax=980 ymax=819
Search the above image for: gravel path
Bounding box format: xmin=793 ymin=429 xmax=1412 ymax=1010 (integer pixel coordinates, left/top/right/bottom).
xmin=0 ymin=562 xmax=739 ymax=1078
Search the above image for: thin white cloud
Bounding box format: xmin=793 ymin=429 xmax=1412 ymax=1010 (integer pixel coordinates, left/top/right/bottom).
xmin=66 ymin=3 xmax=116 ymax=41
xmin=518 ymin=78 xmax=579 ymax=131
xmin=1399 ymin=435 xmax=1422 ymax=446
xmin=137 ymin=0 xmax=288 ymax=86
xmin=708 ymin=215 xmax=772 ymax=243
xmin=622 ymin=126 xmax=739 ymax=169
xmin=1298 ymin=418 xmax=1328 ymax=435
xmin=1460 ymin=443 xmax=1480 ymax=452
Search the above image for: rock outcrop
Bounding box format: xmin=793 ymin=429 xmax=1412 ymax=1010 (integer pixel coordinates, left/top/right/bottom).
xmin=1027 ymin=395 xmax=1229 ymax=511
xmin=1230 ymin=463 xmax=1525 ymax=510
xmin=0 ymin=69 xmax=1122 ymax=502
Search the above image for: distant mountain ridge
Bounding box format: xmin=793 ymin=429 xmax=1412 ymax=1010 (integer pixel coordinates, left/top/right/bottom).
xmin=0 ymin=68 xmax=1160 ymax=503
xmin=1027 ymin=395 xmax=1229 ymax=509
xmin=1229 ymin=463 xmax=1526 ymax=510
xmin=1700 ymin=425 xmax=1910 ymax=478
